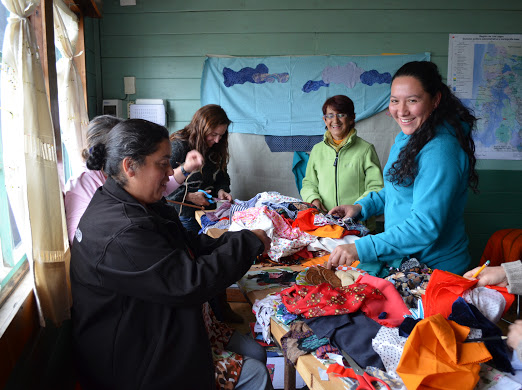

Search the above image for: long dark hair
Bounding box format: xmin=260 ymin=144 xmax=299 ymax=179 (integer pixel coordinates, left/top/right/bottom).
xmin=387 ymin=61 xmax=479 ymax=193
xmin=169 ymin=104 xmax=231 ymax=170
xmin=86 ymin=119 xmax=169 ymax=186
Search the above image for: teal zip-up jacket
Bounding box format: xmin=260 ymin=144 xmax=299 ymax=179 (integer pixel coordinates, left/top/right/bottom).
xmin=355 ymin=122 xmax=471 ymax=275
xmin=301 ymin=129 xmax=384 ymax=229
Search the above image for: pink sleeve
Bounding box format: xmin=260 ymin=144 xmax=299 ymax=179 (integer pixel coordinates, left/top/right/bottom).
xmin=64 ymin=171 xmax=105 ymax=244
xmin=164 ymin=175 xmax=182 ymax=196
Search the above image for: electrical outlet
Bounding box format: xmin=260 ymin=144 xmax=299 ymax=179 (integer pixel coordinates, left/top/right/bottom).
xmin=127 ymin=101 xmax=135 ymax=119
xmin=124 ymin=76 xmax=136 ymax=95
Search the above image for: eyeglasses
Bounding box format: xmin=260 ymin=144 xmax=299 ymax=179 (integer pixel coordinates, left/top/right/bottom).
xmin=323 ymin=113 xmax=349 ymax=120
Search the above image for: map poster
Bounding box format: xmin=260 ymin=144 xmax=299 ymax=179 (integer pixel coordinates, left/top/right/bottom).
xmin=448 ymin=34 xmax=522 ymax=160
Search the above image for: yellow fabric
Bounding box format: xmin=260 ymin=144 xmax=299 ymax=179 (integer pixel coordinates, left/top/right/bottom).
xmin=303 ymin=224 xmax=345 ymax=238
xmin=396 ymin=314 xmax=492 ymax=390
xmin=325 ymin=128 xmax=355 ymax=152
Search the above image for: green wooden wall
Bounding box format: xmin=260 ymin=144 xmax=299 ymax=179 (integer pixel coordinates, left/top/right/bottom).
xmin=86 ymin=0 xmax=522 ymax=266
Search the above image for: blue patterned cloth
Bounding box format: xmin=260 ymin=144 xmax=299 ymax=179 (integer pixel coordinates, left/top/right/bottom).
xmin=202 ymin=53 xmax=430 ymax=136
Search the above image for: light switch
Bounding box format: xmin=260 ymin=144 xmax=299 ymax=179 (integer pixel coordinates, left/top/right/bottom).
xmin=120 ymin=0 xmax=136 ymax=6
xmin=124 ymin=76 xmax=136 ymax=95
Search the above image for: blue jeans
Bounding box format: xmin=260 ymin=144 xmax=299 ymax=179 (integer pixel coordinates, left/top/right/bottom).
xmin=179 ymin=215 xmax=202 ymax=233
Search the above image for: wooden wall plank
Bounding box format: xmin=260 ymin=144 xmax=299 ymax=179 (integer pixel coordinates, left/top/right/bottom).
xmin=102 ymin=0 xmax=522 ymax=14
xmin=102 ymin=78 xmax=201 ymax=100
xmin=101 ymin=57 xmax=206 ymax=79
xmin=100 ymin=10 xmax=522 ymax=35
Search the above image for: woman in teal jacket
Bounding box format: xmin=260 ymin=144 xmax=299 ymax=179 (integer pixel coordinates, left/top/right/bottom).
xmin=328 ymin=61 xmax=479 ymax=275
xmin=301 ymin=95 xmax=384 ymax=230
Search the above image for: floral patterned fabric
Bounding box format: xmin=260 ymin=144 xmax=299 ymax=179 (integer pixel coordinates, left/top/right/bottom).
xmin=202 ymin=302 xmax=242 ymax=389
xmin=230 ymin=206 xmax=316 ymax=261
xmin=279 ymin=282 xmax=384 ymax=318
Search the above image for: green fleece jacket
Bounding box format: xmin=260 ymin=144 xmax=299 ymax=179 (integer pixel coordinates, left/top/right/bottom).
xmin=301 ymin=129 xmax=384 ymax=229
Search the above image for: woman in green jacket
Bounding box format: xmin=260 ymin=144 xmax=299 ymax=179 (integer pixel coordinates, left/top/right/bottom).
xmin=300 ymin=95 xmax=384 ymax=230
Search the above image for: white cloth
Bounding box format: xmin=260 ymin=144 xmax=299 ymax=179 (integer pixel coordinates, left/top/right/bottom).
xmin=372 ymin=326 xmax=407 ymax=388
xmin=252 ymin=294 xmax=282 ymax=344
xmin=462 ymin=287 xmax=506 ymax=324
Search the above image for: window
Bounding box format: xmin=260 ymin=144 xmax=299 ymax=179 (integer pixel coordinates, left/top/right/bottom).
xmin=0 ymin=8 xmax=26 ymax=302
xmin=0 ymin=3 xmax=29 ymax=307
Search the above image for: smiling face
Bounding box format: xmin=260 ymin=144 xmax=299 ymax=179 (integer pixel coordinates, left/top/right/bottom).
xmin=205 ymin=123 xmax=228 ymax=148
xmin=323 ymin=106 xmax=355 ymax=140
xmin=124 ymin=139 xmax=173 ymax=205
xmin=389 ymin=76 xmax=441 ymax=135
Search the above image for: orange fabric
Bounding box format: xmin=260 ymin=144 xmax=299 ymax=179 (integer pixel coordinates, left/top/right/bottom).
xmin=480 ymin=229 xmax=522 ymax=266
xmin=396 ymin=314 xmax=492 ymax=390
xmin=422 ymin=269 xmax=478 ymax=319
xmin=304 ymin=224 xmax=345 ymax=238
xmin=301 ymin=254 xmax=330 ymax=267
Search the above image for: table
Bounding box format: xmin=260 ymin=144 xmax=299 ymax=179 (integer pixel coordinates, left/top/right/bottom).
xmin=243 ymin=268 xmax=348 ymax=390
xmin=196 ymin=210 xmax=350 ymax=389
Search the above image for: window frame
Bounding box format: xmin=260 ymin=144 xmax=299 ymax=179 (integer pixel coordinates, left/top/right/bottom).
xmin=0 ymin=0 xmax=89 ymax=327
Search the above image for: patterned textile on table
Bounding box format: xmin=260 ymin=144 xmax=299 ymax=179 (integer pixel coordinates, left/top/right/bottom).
xmin=252 ymin=293 xmax=282 ymax=344
xmin=280 ymin=321 xmax=316 ymax=365
xmin=202 ymin=302 xmax=242 ymax=389
xmin=280 ymin=282 xmax=384 ymax=319
xmin=229 ymin=205 xmax=316 ymax=262
xmin=385 ymin=258 xmax=432 ymax=309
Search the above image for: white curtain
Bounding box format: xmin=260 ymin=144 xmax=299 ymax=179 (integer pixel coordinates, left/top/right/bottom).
xmin=53 ymin=0 xmax=88 ymax=177
xmin=1 ymin=0 xmax=71 ymax=326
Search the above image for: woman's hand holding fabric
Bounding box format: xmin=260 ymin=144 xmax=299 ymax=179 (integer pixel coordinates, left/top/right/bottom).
xmin=328 ymin=204 xmax=362 ymax=219
xmin=217 ymin=189 xmax=233 ymax=201
xmin=251 ymin=229 xmax=271 ymax=255
xmin=462 ymin=266 xmax=508 ymax=287
xmin=327 ymin=243 xmax=359 ymax=269
xmin=312 ymin=199 xmax=327 ymax=213
xmin=184 ymin=150 xmax=204 ymax=173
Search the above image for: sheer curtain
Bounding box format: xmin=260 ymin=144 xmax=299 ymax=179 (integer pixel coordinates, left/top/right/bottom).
xmin=1 ymin=0 xmax=71 ymax=326
xmin=54 ymin=0 xmax=88 ymax=177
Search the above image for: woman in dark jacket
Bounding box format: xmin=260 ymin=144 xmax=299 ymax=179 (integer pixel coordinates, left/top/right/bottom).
xmin=70 ymin=119 xmax=272 ymax=390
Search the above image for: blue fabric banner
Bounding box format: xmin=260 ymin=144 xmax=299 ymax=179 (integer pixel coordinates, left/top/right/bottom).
xmin=201 ymin=53 xmax=430 ymax=136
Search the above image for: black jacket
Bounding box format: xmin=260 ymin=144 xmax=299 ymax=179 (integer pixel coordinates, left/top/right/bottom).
xmin=71 ymin=177 xmax=263 ymax=390
xmin=167 ymin=139 xmax=231 ymax=218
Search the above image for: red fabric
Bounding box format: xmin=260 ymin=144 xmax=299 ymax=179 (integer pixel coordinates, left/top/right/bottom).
xmin=480 ymin=229 xmax=522 ymax=267
xmin=292 ymin=247 xmax=315 ymax=259
xmin=326 ymin=363 xmax=356 ymax=378
xmin=280 ymin=282 xmax=384 ymax=319
xmin=292 ymin=208 xmax=320 ymax=231
xmin=357 ymin=274 xmax=411 ymax=327
xmin=422 ymin=269 xmax=478 ymax=319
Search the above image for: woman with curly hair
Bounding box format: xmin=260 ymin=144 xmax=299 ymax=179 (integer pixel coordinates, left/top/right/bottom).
xmin=327 ymin=61 xmax=479 ymax=275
